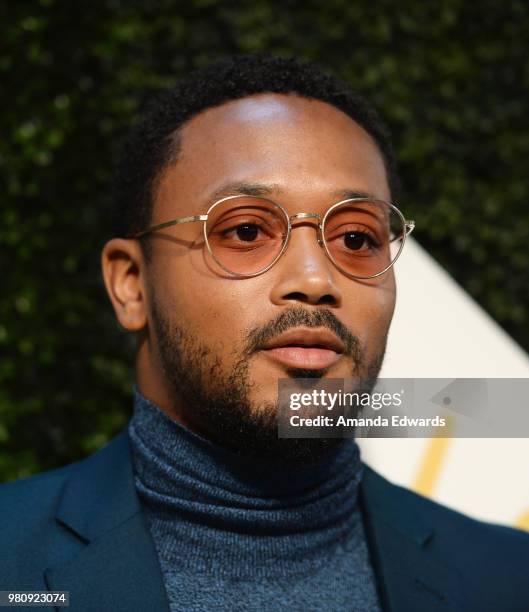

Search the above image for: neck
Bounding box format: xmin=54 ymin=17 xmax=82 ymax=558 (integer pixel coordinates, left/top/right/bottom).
xmin=135 ymin=344 xmax=194 ymax=430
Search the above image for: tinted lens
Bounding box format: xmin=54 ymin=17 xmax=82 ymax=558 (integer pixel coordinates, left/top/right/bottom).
xmin=323 ymin=200 xmax=405 ymax=278
xmin=206 ymin=197 xmax=288 ymax=275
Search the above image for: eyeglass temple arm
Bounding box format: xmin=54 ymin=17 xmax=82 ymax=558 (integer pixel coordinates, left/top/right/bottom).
xmin=132 ymin=214 xmax=208 ymax=238
xmin=387 ymin=219 xmax=415 ymax=244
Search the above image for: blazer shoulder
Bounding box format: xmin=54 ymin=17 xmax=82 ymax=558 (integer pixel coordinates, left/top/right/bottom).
xmin=0 ymin=430 xmax=131 ymax=590
xmin=364 ymin=463 xmax=529 ymax=550
xmin=0 ymin=460 xmax=86 ymax=588
xmin=362 ymin=463 xmax=529 ymax=606
xmin=0 ymin=460 xmax=83 ymax=542
xmin=0 ymin=428 xmax=130 ymax=508
xmin=0 ymin=461 xmax=79 ymax=506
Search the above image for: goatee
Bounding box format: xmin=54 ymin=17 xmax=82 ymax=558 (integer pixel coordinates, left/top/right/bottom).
xmin=151 ymin=302 xmax=385 ymax=465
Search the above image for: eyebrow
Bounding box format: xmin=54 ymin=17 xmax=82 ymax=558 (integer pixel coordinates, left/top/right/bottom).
xmin=195 ymin=182 xmax=281 ymax=214
xmin=331 ymin=188 xmax=379 ymax=201
xmin=210 ymin=181 xmax=282 ymax=200
xmin=199 ymin=182 xmax=380 ymax=214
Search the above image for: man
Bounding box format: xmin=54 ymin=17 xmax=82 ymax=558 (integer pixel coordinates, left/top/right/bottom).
xmin=1 ymin=55 xmax=528 ymax=612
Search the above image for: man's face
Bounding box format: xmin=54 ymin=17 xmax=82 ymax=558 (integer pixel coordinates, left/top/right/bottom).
xmin=133 ymin=94 xmax=396 ymax=460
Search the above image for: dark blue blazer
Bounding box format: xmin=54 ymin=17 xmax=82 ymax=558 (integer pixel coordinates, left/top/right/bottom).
xmin=1 ymin=429 xmax=529 ymax=612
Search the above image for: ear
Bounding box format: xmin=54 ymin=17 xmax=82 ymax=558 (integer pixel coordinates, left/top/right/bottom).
xmin=101 ymin=238 xmax=148 ymax=332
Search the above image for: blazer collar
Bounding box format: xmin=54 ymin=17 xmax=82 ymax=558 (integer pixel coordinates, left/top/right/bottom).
xmin=360 ymin=465 xmax=465 ymax=611
xmin=45 ymin=429 xmax=464 ymax=612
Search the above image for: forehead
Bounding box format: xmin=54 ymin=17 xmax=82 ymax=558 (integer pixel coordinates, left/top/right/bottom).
xmin=154 ymin=93 xmax=390 ymax=220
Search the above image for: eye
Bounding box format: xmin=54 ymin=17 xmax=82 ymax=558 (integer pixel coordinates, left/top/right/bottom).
xmin=343 ymin=231 xmax=379 ymax=251
xmin=224 ymin=223 xmax=261 ymax=242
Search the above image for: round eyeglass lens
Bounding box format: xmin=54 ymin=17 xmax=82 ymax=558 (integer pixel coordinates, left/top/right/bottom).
xmin=205 ymin=196 xmax=289 ymax=276
xmin=322 ymin=199 xmax=406 ymax=278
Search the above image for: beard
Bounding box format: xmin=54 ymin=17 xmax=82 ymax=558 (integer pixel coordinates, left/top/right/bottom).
xmin=150 ymin=300 xmax=386 ymax=465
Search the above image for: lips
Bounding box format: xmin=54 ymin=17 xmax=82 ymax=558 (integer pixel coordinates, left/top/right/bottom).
xmin=259 ymin=328 xmax=345 ymax=369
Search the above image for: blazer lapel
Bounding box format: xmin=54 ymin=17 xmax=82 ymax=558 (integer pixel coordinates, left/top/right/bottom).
xmin=360 ymin=465 xmax=466 ymax=612
xmin=43 ymin=430 xmax=170 ymax=612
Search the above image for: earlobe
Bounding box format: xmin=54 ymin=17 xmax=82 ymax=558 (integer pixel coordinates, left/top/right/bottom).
xmin=101 ymin=238 xmax=148 ymax=332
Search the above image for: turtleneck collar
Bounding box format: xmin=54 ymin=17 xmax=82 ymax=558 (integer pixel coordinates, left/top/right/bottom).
xmin=128 ymin=386 xmax=365 ymax=578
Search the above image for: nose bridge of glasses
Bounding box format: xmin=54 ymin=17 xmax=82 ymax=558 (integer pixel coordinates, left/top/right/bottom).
xmin=289 ymin=212 xmax=321 ymax=221
xmin=284 ymin=212 xmax=326 ymax=253
xmin=288 ymin=212 xmax=324 ymax=246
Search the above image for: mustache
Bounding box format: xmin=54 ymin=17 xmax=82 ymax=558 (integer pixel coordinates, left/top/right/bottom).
xmin=243 ymin=306 xmax=363 ymax=361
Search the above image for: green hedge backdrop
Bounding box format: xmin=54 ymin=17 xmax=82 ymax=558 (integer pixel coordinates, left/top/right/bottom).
xmin=1 ymin=0 xmax=528 ymax=481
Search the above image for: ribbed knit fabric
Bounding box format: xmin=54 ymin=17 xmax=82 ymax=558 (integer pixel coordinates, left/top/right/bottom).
xmin=128 ymin=387 xmax=382 ymax=612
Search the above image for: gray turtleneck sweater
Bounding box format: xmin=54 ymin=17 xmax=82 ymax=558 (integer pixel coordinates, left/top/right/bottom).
xmin=128 ymin=388 xmax=382 ymax=612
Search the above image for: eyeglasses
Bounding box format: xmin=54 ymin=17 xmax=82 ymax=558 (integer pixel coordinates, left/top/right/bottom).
xmin=131 ymin=194 xmax=415 ymax=280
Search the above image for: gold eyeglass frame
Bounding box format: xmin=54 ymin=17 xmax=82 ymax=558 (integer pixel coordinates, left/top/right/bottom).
xmin=131 ymin=194 xmax=415 ymax=280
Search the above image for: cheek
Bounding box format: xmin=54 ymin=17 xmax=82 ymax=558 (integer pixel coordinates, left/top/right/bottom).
xmin=151 ymin=260 xmax=251 ymax=348
xmin=344 ymin=282 xmax=395 ymax=351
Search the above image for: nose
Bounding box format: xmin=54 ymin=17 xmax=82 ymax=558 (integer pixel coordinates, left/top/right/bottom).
xmin=269 ymin=221 xmax=343 ymax=307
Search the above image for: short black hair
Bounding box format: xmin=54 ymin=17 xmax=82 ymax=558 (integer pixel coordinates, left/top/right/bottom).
xmin=112 ymin=54 xmax=399 ymax=243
